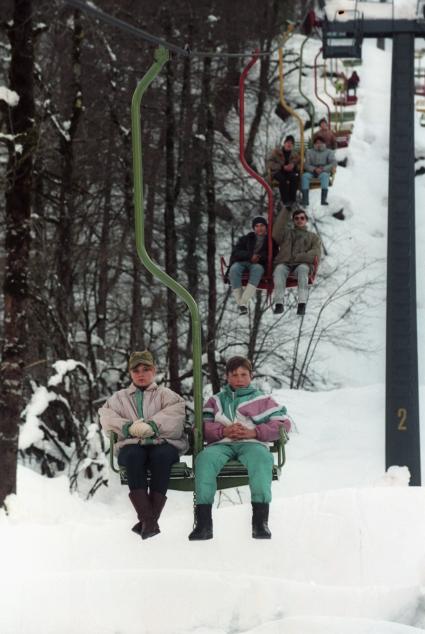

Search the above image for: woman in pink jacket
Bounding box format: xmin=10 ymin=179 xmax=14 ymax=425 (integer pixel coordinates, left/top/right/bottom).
xmin=99 ymin=350 xmax=187 ymax=540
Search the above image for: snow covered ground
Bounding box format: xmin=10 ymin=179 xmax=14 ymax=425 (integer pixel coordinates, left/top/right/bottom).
xmin=1 ymin=27 xmax=425 ymax=634
xmin=2 ymin=385 xmax=425 ymax=634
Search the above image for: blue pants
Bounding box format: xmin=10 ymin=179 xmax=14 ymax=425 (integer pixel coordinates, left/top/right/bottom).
xmin=274 ymin=263 xmax=310 ymax=302
xmin=195 ymin=442 xmax=274 ymax=504
xmin=301 ymin=171 xmax=330 ymax=190
xmin=229 ymin=262 xmax=264 ymax=290
xmin=118 ymin=443 xmax=179 ymax=494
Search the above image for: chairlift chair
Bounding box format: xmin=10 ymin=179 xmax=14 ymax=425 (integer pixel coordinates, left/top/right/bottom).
xmin=322 ymin=11 xmax=363 ymax=59
xmin=109 ymin=424 xmax=289 ymax=491
xmin=333 ymin=94 xmax=358 ymax=106
xmin=220 ymin=255 xmax=319 ymax=291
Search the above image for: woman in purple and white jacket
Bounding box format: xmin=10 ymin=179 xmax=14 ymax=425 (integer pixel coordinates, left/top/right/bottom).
xmin=188 ymin=356 xmax=291 ymax=541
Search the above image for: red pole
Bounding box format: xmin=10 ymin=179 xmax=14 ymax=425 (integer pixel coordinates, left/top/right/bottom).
xmin=239 ymin=50 xmax=274 ymax=282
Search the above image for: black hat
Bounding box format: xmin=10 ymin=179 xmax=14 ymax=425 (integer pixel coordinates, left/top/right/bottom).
xmin=284 ymin=134 xmax=295 ymax=144
xmin=252 ymin=216 xmax=268 ymax=229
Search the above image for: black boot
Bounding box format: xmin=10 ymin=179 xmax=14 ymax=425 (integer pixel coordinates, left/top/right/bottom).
xmin=129 ymin=489 xmax=160 ymax=540
xmin=252 ymin=503 xmax=272 ymax=539
xmin=297 ymin=302 xmax=306 ymax=316
xmin=321 ymin=188 xmax=329 ymax=205
xmin=301 ymin=189 xmax=309 ymax=206
xmin=188 ymin=504 xmax=213 ymax=541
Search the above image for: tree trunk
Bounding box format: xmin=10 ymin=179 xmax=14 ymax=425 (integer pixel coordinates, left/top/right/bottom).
xmin=96 ymin=120 xmax=114 ymax=357
xmin=164 ymin=55 xmax=181 ymax=392
xmin=55 ymin=10 xmax=84 ymax=353
xmin=0 ymin=0 xmax=34 ymax=507
xmin=203 ymin=55 xmax=220 ymax=394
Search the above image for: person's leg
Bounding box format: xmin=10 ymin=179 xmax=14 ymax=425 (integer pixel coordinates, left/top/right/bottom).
xmin=236 ymin=443 xmax=274 ymax=503
xmin=273 ymin=263 xmax=290 ymax=310
xmin=228 ymin=262 xmax=246 ymax=290
xmin=229 ymin=262 xmax=248 ymax=305
xmin=118 ymin=445 xmax=158 ymax=539
xmin=146 ymin=443 xmax=179 ymax=534
xmin=272 ymin=171 xmax=287 ymax=204
xmin=236 ymin=442 xmax=274 ymax=539
xmin=301 ymin=172 xmax=312 ymax=205
xmin=147 ymin=443 xmax=180 ymax=495
xmin=287 ymin=173 xmax=299 ymax=204
xmin=319 ymin=171 xmax=330 ymax=205
xmin=195 ymin=444 xmax=234 ymax=504
xmin=189 ymin=444 xmax=235 ymax=541
xmin=247 ymin=263 xmax=264 ymax=287
xmin=239 ymin=264 xmax=264 ymax=309
xmin=118 ymin=444 xmax=149 ymax=490
xmin=294 ymin=263 xmax=310 ymax=304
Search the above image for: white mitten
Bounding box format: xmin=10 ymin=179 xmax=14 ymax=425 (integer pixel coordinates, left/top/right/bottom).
xmin=129 ymin=421 xmax=155 ymax=438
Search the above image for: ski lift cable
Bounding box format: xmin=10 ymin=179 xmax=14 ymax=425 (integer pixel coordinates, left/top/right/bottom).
xmin=63 ymin=0 xmax=318 ymax=60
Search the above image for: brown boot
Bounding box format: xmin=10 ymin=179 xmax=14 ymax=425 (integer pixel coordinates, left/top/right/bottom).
xmin=128 ymin=489 xmax=160 ymax=540
xmin=150 ymin=491 xmax=167 ymax=533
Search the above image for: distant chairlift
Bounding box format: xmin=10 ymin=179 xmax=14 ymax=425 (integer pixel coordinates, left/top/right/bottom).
xmin=322 ymin=9 xmax=363 ymax=60
xmin=221 ymin=44 xmax=319 ymax=295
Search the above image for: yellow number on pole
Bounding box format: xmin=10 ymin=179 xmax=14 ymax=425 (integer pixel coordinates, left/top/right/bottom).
xmin=397 ymin=408 xmax=407 ymax=431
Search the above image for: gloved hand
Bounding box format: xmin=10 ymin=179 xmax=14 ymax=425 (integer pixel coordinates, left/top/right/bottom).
xmin=129 ymin=420 xmax=155 ymax=438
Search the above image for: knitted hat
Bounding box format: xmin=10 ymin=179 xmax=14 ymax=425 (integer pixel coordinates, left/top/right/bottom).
xmin=252 ymin=216 xmax=268 ymax=229
xmin=128 ymin=350 xmax=155 ymax=370
xmin=284 ymin=134 xmax=295 ymax=144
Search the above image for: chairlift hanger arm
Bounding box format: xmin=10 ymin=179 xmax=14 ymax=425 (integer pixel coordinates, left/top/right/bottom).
xmin=239 ymin=51 xmax=274 ymax=282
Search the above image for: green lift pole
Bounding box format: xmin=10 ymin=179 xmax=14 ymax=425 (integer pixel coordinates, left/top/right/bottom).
xmin=131 ymin=47 xmax=203 ymax=457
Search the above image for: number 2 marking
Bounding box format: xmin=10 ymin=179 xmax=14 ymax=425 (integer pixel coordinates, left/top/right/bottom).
xmin=397 ymin=408 xmax=407 ymax=431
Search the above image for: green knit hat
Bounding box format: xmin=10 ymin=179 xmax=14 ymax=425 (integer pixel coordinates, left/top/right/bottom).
xmin=128 ymin=350 xmax=155 ymax=370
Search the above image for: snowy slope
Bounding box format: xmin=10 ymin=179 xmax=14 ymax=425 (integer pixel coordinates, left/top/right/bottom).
xmin=2 ymin=385 xmax=425 ymax=634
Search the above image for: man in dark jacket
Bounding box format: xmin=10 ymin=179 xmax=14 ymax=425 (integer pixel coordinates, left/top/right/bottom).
xmin=228 ymin=216 xmax=276 ymax=315
xmin=272 ymin=206 xmax=321 ymax=316
xmin=267 ymin=135 xmax=300 ymax=206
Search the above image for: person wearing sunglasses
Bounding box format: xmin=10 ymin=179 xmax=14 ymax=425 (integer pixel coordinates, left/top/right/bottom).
xmin=272 ymin=206 xmax=321 ymax=315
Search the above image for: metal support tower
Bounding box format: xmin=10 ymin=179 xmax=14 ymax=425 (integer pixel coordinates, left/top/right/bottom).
xmin=323 ymin=16 xmax=422 ymax=484
xmin=386 ymin=34 xmax=421 ymax=484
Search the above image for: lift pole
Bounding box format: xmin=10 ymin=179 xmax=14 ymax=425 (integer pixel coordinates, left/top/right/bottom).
xmin=323 ymin=16 xmax=422 ymax=484
xmin=386 ymin=33 xmax=420 ymax=485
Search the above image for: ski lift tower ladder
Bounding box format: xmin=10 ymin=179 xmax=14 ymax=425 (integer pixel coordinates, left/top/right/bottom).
xmin=321 ymin=0 xmax=425 ymax=486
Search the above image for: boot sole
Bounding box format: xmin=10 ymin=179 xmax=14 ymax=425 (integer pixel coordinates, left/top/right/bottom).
xmin=188 ymin=533 xmax=213 ymax=541
xmin=252 ymin=534 xmax=272 ymax=539
xmin=142 ymin=528 xmax=161 ymax=540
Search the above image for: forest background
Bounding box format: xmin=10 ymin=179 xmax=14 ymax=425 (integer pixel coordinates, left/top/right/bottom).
xmin=0 ymin=0 xmax=372 ymax=503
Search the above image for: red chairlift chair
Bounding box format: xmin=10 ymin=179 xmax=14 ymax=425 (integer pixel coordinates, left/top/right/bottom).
xmin=220 ymin=255 xmax=319 ymax=294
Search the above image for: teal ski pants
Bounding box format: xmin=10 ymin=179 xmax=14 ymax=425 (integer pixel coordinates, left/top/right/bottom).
xmin=194 ymin=442 xmax=274 ymax=504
